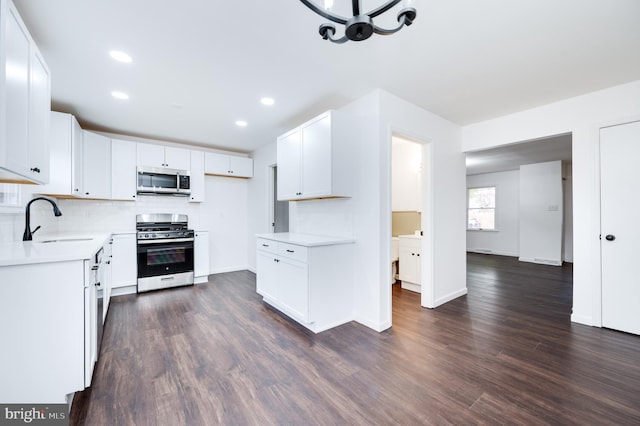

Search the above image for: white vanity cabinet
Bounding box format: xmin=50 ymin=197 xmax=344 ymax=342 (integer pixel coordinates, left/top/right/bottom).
xmin=255 ymin=233 xmax=354 ymax=333
xmin=204 ymin=152 xmax=253 ymax=178
xmin=194 ymin=231 xmax=209 ymax=283
xmin=111 ymin=138 xmax=137 ymax=200
xmin=276 ymin=110 xmax=350 ymax=201
xmin=399 ymin=235 xmax=422 ymax=293
xmin=136 ymin=143 xmax=190 ymax=170
xmin=0 ymin=0 xmax=51 ymax=184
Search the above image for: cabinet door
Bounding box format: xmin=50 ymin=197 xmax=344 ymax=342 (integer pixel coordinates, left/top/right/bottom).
xmin=164 ymin=146 xmax=190 ymax=170
xmin=27 ymin=46 xmax=50 ymax=183
xmin=276 ymin=130 xmax=302 ymax=200
xmin=82 ymin=131 xmax=111 ymax=199
xmin=189 ymin=150 xmax=205 ymax=202
xmin=278 ymin=257 xmax=309 ymax=322
xmin=256 ymin=251 xmax=279 ymax=301
xmin=72 ymin=120 xmax=83 ymax=196
xmin=301 ymin=113 xmax=332 ymax=199
xmin=40 ymin=112 xmax=73 ymax=195
xmin=111 ymin=139 xmax=137 ymax=200
xmin=399 ymin=245 xmax=419 ymax=284
xmin=229 ymin=156 xmax=253 ymax=177
xmin=111 ymin=234 xmax=137 ymax=289
xmin=204 ymin=152 xmax=229 ymax=175
xmin=3 ymin=3 xmax=31 ymax=177
xmin=136 ymin=143 xmax=165 ymax=168
xmin=194 ymin=231 xmax=210 ymax=278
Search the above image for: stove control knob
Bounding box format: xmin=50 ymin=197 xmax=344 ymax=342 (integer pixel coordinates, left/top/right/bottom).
xmin=152 ymin=233 xmax=156 ymax=238
xmin=166 ymin=233 xmax=170 ymax=237
xmin=144 ymin=234 xmax=149 ymax=238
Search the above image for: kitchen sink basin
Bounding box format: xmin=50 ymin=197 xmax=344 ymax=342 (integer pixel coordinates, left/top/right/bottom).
xmin=37 ymin=238 xmax=93 ymax=243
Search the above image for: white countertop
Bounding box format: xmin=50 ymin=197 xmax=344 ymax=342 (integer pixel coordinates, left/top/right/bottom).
xmin=0 ymin=233 xmax=110 ymax=267
xmin=398 ymin=234 xmax=422 ymax=239
xmin=256 ymin=232 xmax=354 ymax=247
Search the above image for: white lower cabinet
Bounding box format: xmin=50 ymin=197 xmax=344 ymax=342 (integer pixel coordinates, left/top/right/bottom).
xmin=255 ymin=234 xmax=354 ymax=333
xmin=111 ymin=234 xmax=137 ymax=291
xmin=194 ymin=231 xmax=209 ymax=283
xmin=399 ymin=236 xmax=422 ymax=293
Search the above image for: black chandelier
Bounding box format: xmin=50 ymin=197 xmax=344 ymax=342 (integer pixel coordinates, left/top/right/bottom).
xmin=299 ymin=0 xmax=417 ymax=44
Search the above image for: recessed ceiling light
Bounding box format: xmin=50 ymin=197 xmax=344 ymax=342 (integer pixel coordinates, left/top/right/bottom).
xmin=261 ymin=97 xmax=275 ymax=106
xmin=235 ymin=120 xmax=248 ymax=127
xmin=111 ymin=91 xmax=129 ymax=100
xmin=109 ymin=50 xmax=132 ymax=63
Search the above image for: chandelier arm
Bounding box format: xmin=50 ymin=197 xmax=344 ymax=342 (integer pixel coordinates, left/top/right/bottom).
xmin=371 ymin=14 xmax=409 ymax=35
xmin=299 ymin=0 xmax=348 ymax=25
xmin=352 ymin=0 xmax=361 ymax=16
xmin=366 ymin=0 xmax=403 ymax=18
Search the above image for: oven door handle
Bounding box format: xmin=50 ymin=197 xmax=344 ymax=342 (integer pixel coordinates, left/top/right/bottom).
xmin=137 ymin=237 xmax=195 ymax=245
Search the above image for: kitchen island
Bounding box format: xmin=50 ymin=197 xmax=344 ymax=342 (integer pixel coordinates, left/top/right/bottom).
xmin=255 ymin=232 xmax=355 ymax=333
xmin=0 ymin=234 xmax=109 ymax=404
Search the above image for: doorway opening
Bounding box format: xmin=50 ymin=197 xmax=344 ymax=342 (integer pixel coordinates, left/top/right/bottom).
xmin=269 ymin=165 xmax=289 ymax=233
xmin=389 ymin=133 xmax=433 ymax=314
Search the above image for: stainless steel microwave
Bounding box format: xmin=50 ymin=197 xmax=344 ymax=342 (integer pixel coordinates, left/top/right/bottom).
xmin=137 ymin=166 xmax=190 ymax=196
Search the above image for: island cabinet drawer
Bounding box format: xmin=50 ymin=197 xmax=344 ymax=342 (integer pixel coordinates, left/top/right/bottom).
xmin=256 ymin=238 xmax=279 ymax=254
xmin=278 ymin=243 xmax=308 ymax=263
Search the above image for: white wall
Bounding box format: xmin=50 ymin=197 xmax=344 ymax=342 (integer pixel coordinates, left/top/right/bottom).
xmin=392 ymin=138 xmax=422 ymax=211
xmin=519 ymin=161 xmax=563 ymax=265
xmin=466 ymin=170 xmax=520 ymax=256
xmin=462 ymin=79 xmax=640 ymax=327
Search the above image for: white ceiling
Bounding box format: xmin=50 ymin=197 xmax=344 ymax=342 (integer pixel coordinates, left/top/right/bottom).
xmin=14 ymin=0 xmax=640 ymax=153
xmin=465 ymin=133 xmax=572 ymax=175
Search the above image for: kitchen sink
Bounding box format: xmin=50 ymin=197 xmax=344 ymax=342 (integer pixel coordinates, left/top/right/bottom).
xmin=37 ymin=238 xmax=94 ymax=243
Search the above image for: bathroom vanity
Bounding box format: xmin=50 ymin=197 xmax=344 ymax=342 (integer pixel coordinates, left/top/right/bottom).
xmin=398 ymin=234 xmax=422 ymax=293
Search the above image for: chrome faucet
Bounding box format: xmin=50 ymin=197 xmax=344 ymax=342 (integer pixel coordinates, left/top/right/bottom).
xmin=23 ymin=197 xmax=62 ymax=241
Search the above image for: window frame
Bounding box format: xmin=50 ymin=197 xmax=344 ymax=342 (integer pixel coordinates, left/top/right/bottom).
xmin=466 ymin=185 xmax=497 ymax=231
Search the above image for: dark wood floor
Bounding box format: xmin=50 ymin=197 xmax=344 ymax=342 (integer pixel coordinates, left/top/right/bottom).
xmin=70 ymin=253 xmax=640 ymax=425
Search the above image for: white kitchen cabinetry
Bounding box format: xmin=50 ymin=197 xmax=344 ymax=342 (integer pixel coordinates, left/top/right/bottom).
xmin=189 ymin=150 xmax=205 ymax=202
xmin=102 ymin=238 xmax=113 ymax=321
xmin=136 ymin=142 xmax=190 ymax=170
xmin=255 ymin=233 xmax=354 ymax=333
xmin=111 ymin=234 xmax=137 ymax=291
xmin=111 ymin=138 xmax=137 ymax=200
xmin=84 ymin=258 xmax=98 ymax=387
xmin=204 ymin=152 xmax=253 ymax=178
xmin=399 ymin=235 xmax=422 ymax=293
xmin=82 ymin=131 xmax=111 ymax=199
xmin=276 ymin=110 xmax=350 ymax=201
xmin=38 ymin=111 xmax=83 ymax=196
xmin=0 ymin=0 xmax=51 ymax=184
xmin=194 ymin=231 xmax=209 ymax=283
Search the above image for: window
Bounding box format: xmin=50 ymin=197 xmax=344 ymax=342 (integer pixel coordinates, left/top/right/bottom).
xmin=467 ymin=186 xmax=495 ymax=230
xmin=0 ymin=183 xmax=21 ymax=207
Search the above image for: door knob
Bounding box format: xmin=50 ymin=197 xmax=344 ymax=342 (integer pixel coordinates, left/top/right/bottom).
xmin=605 ymin=234 xmax=616 ymax=241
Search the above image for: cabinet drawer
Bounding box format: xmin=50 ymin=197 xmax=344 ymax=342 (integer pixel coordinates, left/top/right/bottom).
xmin=256 ymin=238 xmax=278 ymax=254
xmin=278 ymin=243 xmax=308 ymax=263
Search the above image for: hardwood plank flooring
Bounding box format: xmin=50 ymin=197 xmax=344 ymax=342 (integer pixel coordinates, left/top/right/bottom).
xmin=70 ymin=254 xmax=640 ymax=425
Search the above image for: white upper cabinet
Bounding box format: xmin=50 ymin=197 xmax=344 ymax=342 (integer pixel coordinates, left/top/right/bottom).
xmin=204 ymin=152 xmax=253 ymax=178
xmin=82 ymin=131 xmax=111 ymax=199
xmin=38 ymin=111 xmax=82 ymax=196
xmin=136 ymin=143 xmax=190 ymax=170
xmin=276 ymin=110 xmax=350 ymax=201
xmin=111 ymin=139 xmax=137 ymax=201
xmin=189 ymin=150 xmax=205 ymax=202
xmin=0 ymin=0 xmax=51 ymax=184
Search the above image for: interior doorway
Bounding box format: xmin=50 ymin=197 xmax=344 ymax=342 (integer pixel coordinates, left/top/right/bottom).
xmin=389 ymin=133 xmax=433 ymax=310
xmin=269 ymin=165 xmax=289 ymax=233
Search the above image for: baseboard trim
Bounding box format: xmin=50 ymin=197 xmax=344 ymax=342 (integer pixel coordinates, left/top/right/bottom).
xmin=354 ymin=316 xmax=391 ymax=333
xmin=433 ymin=287 xmax=468 ymax=307
xmin=467 ymin=249 xmax=518 ymax=257
xmin=571 ymin=313 xmax=596 ymax=327
xmin=519 ymin=257 xmax=562 ymax=266
xmin=209 ymin=265 xmax=251 ymax=274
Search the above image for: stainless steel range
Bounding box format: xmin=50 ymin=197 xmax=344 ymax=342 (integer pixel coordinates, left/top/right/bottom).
xmin=136 ymin=213 xmax=195 ymax=292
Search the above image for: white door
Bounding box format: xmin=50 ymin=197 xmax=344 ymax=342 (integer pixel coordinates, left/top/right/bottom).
xmin=600 ymin=120 xmax=640 ymax=335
